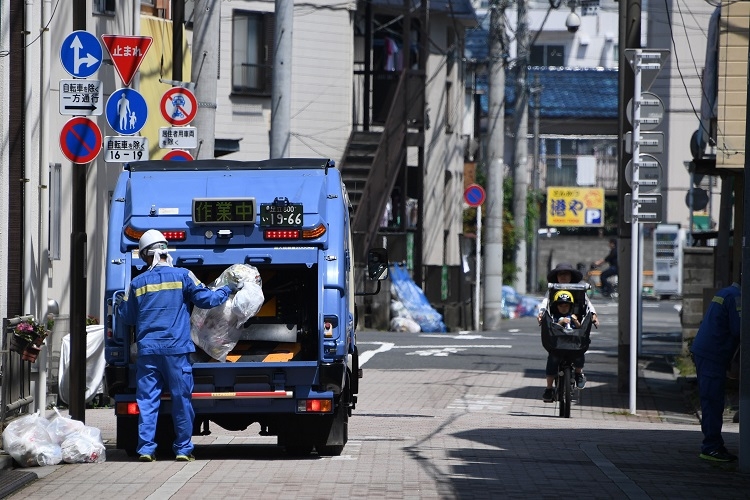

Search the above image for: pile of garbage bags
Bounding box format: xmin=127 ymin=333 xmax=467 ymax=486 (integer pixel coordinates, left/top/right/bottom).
xmin=190 ymin=264 xmax=265 ymax=361
xmin=2 ymin=409 xmax=105 ymax=467
xmin=502 ymin=285 xmax=542 ymax=319
xmin=389 ymin=263 xmax=446 ymax=333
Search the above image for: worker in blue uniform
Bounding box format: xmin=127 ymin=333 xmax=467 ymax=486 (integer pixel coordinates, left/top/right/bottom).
xmin=117 ymin=229 xmax=240 ymax=462
xmin=690 ymin=281 xmax=741 ymax=462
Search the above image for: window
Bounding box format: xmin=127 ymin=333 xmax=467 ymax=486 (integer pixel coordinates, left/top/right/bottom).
xmin=530 ymin=45 xmax=565 ymax=67
xmin=232 ymin=10 xmax=275 ymax=95
xmin=93 ymin=0 xmax=115 ymax=15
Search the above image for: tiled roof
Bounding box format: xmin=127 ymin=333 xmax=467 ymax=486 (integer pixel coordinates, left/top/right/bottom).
xmin=500 ymin=67 xmax=618 ymax=119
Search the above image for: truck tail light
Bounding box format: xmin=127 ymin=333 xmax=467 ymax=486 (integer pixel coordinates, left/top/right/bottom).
xmin=116 ymin=402 xmax=140 ymax=415
xmin=297 ymin=399 xmax=333 ymax=413
xmin=263 ymin=223 xmax=326 ymax=240
xmin=264 ymin=229 xmax=300 ymax=240
xmin=124 ymin=226 xmax=186 ymax=242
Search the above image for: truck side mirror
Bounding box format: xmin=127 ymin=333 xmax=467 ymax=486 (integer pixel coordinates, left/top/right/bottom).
xmin=367 ymin=248 xmax=388 ymax=281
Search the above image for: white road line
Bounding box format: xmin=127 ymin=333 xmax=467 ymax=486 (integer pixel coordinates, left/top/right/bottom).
xmin=580 ymin=442 xmax=649 ymax=499
xmin=145 ymin=461 xmax=207 ymax=500
xmin=358 ymin=342 xmax=395 ymax=366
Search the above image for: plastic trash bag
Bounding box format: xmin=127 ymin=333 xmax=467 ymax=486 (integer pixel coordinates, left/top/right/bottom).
xmin=61 ymin=426 xmax=106 ymax=463
xmin=390 ymin=316 xmax=421 ymax=333
xmin=231 ymin=282 xmax=265 ymax=328
xmin=2 ymin=411 xmax=62 ymax=467
xmin=46 ymin=408 xmax=85 ymax=445
xmin=191 ymin=264 xmax=265 ymax=361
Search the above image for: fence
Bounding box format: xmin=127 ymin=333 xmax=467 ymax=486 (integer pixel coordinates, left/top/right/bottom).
xmin=1 ymin=316 xmax=38 ymax=431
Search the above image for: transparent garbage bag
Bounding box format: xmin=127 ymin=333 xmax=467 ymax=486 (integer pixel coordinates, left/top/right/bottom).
xmin=191 ymin=264 xmax=265 ymax=361
xmin=61 ymin=426 xmax=106 ymax=463
xmin=46 ymin=407 xmax=85 ymax=445
xmin=2 ymin=411 xmax=62 ymax=467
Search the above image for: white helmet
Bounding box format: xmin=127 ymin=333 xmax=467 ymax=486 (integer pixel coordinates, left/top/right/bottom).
xmin=138 ymin=229 xmax=168 ymax=255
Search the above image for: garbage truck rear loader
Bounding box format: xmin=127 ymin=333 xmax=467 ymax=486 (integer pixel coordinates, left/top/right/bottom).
xmin=104 ymin=158 xmax=386 ymax=456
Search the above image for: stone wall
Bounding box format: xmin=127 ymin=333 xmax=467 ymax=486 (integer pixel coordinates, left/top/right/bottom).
xmin=535 ymin=234 xmax=653 ymax=293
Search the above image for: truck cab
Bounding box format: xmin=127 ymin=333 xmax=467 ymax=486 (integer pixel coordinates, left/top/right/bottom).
xmin=104 ymin=158 xmax=386 ymax=456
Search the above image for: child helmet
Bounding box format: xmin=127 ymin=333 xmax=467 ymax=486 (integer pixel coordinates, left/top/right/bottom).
xmin=553 ymin=290 xmax=574 ymax=304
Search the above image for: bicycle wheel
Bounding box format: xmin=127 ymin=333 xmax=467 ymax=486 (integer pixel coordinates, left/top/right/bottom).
xmin=559 ymin=365 xmax=572 ymax=418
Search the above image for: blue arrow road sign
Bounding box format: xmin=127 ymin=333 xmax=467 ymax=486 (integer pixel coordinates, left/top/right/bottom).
xmin=106 ymin=88 xmax=148 ymax=135
xmin=60 ymin=30 xmax=103 ymax=78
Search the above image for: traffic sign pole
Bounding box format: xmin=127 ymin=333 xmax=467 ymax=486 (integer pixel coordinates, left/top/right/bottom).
xmin=463 ymin=184 xmax=485 ymax=329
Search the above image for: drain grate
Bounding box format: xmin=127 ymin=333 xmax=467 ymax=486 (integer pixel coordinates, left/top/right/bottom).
xmin=0 ymin=469 xmax=37 ymax=498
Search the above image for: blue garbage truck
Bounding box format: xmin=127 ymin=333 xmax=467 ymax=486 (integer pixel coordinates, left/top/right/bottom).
xmin=104 ymin=158 xmax=387 ymax=456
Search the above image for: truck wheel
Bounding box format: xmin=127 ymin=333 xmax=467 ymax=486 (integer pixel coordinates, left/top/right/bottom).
xmin=117 ymin=415 xmax=139 ymax=456
xmin=155 ymin=415 xmax=176 ymax=455
xmin=315 ymin=403 xmax=348 ymax=456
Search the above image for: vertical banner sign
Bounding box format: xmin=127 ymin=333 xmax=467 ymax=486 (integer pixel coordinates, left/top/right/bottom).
xmin=101 ymin=35 xmax=153 ymax=86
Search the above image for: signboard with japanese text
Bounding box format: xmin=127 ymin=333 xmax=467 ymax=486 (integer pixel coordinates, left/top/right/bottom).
xmin=59 ymin=79 xmax=103 ymax=116
xmin=546 ymin=187 xmax=605 ymax=227
xmin=103 ymin=136 xmax=148 ymax=163
xmin=159 ymin=126 xmax=197 ymax=149
xmin=101 ymin=35 xmax=153 ymax=86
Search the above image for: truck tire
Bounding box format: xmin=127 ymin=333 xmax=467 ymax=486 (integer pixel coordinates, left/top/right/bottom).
xmin=315 ymin=393 xmax=349 ymax=457
xmin=155 ymin=415 xmax=177 ymax=455
xmin=117 ymin=415 xmax=139 ymax=456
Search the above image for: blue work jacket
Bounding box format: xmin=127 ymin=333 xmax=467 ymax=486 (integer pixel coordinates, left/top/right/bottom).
xmin=118 ymin=264 xmax=231 ymax=356
xmin=690 ymin=283 xmax=741 ymax=367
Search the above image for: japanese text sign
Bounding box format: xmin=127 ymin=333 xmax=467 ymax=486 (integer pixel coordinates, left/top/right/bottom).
xmin=546 ymin=187 xmax=605 ymax=227
xmin=101 ymin=35 xmax=153 ymax=86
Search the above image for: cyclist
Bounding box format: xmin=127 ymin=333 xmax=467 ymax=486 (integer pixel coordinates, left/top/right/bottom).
xmin=592 ymin=238 xmax=618 ymax=297
xmin=538 ymin=263 xmax=599 ymax=402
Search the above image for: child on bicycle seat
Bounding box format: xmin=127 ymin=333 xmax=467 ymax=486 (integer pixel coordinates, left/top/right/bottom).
xmin=551 ymin=290 xmax=580 ymax=330
xmin=538 ymin=263 xmax=599 ymax=402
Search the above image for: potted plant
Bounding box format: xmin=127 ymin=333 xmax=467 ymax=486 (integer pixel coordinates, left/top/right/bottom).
xmin=9 ymin=317 xmax=48 ymax=362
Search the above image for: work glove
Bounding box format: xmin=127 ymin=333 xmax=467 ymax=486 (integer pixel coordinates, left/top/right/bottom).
xmin=227 ymin=280 xmax=244 ymax=293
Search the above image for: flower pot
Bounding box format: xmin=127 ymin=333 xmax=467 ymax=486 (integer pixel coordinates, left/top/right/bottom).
xmin=21 ymin=346 xmax=41 ymax=363
xmin=32 ymin=335 xmax=47 ymax=347
xmin=9 ymin=334 xmax=31 ymax=354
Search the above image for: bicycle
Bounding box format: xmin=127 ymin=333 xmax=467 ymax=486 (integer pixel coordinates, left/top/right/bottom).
xmin=553 ymin=356 xmax=577 ymax=418
xmin=540 ymin=282 xmax=593 ymax=419
xmin=582 ymin=263 xmax=618 ymax=299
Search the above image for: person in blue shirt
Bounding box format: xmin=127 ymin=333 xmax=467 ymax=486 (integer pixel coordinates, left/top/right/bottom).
xmin=117 ymin=229 xmax=240 ymax=462
xmin=690 ymin=281 xmax=741 ymax=462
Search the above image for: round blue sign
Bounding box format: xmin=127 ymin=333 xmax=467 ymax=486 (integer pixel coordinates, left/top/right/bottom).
xmin=464 ymin=184 xmax=486 ymax=207
xmin=106 ymin=88 xmax=148 ymax=136
xmin=60 ymin=30 xmax=103 ymax=78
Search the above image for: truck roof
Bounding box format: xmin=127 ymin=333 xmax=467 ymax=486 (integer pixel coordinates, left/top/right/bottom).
xmin=126 ymin=158 xmax=334 ymax=172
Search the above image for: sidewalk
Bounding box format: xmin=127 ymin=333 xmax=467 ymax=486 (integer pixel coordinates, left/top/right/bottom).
xmin=1 ymin=346 xmax=748 ymax=498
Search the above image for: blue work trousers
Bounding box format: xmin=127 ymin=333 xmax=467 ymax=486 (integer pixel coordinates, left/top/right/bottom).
xmin=136 ymin=353 xmax=195 ymax=457
xmin=693 ymin=354 xmax=726 ymax=454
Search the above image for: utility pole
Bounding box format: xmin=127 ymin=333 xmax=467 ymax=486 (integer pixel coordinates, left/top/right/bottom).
xmin=529 ymin=75 xmax=541 ymax=293
xmin=69 ymin=0 xmax=87 ymax=423
xmin=483 ymin=0 xmax=508 ymax=330
xmin=512 ymin=0 xmax=529 ymax=294
xmin=617 ymin=0 xmax=640 ymax=393
xmin=270 ymin=0 xmax=293 ymax=158
xmin=191 ymin=0 xmax=220 ymax=159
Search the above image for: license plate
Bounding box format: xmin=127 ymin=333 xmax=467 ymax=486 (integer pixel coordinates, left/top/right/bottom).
xmin=260 ymin=203 xmax=303 ymax=227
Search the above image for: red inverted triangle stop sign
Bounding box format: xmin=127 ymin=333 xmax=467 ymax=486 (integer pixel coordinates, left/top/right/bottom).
xmin=101 ymin=35 xmax=153 ymax=87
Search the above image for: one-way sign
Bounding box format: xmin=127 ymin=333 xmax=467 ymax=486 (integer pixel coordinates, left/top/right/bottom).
xmin=59 ymin=79 xmax=103 ymax=116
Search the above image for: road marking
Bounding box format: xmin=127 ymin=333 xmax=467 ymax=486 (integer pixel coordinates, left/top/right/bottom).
xmin=145 ymin=461 xmax=207 ymax=500
xmin=406 ymin=347 xmax=466 ymax=357
xmin=447 ymin=395 xmax=509 ymax=413
xmin=358 ymin=342 xmax=394 ymax=366
xmin=580 ymin=442 xmax=648 ymax=499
